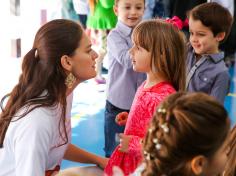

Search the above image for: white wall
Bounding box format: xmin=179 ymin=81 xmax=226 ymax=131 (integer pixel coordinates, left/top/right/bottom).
xmin=0 ymin=0 xmax=62 ymax=99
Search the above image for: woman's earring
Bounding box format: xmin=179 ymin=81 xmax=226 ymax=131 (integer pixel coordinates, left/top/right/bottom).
xmin=65 ymin=73 xmax=76 ymax=88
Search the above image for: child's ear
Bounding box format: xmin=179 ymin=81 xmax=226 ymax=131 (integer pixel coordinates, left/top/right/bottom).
xmin=61 ymin=55 xmax=73 ymax=72
xmin=113 ymin=5 xmax=118 ymax=16
xmin=216 ymin=32 xmax=226 ymax=42
xmin=191 ymin=155 xmax=208 ymax=175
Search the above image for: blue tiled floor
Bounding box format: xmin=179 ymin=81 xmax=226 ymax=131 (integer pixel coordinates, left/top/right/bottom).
xmin=61 ymin=79 xmax=106 ymax=169
xmin=62 ymin=64 xmax=236 ymax=169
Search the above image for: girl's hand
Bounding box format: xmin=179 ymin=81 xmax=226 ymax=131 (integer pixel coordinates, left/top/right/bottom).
xmin=118 ymin=133 xmax=131 ymax=153
xmin=97 ymin=157 xmax=109 ymax=169
xmin=115 ymin=112 xmax=128 ymax=126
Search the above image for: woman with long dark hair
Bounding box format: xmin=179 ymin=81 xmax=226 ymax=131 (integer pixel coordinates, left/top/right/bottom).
xmin=0 ymin=19 xmax=107 ymax=176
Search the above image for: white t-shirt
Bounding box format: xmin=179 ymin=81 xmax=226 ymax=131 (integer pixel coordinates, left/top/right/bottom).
xmin=0 ymin=93 xmax=73 ymax=176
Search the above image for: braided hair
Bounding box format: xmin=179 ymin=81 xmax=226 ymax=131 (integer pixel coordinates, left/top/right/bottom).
xmin=142 ymin=92 xmax=230 ymax=176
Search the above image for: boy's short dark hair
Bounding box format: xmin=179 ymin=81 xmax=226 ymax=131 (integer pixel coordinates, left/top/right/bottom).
xmin=188 ymin=2 xmax=233 ymax=42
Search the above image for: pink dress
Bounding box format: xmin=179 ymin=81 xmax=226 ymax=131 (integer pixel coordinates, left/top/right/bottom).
xmin=104 ymin=81 xmax=175 ymax=176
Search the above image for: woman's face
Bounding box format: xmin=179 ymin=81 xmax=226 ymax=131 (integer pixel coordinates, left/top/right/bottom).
xmin=70 ymin=32 xmax=98 ymax=83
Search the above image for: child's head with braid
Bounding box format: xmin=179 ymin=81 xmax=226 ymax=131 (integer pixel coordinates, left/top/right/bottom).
xmin=142 ymin=92 xmax=230 ymax=176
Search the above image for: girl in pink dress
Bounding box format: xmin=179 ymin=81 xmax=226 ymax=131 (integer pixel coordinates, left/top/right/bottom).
xmin=104 ymin=19 xmax=187 ymax=176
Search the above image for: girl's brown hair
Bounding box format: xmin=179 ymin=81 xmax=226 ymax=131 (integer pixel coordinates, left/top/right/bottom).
xmin=132 ymin=19 xmax=186 ymax=91
xmin=142 ymin=92 xmax=230 ymax=176
xmin=0 ymin=19 xmax=83 ymax=147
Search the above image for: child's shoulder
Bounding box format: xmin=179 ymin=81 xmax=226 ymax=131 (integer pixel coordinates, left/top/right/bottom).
xmin=149 ymin=82 xmax=176 ymax=95
xmin=160 ymin=83 xmax=176 ymax=94
xmin=213 ymin=59 xmax=229 ymax=73
xmin=109 ymin=21 xmax=132 ymax=37
xmin=145 ymin=83 xmax=175 ymax=107
xmin=107 ymin=27 xmax=131 ymax=43
xmin=207 ymin=53 xmax=228 ymax=69
xmin=199 ymin=53 xmax=229 ymax=77
xmin=108 ymin=27 xmax=119 ymax=38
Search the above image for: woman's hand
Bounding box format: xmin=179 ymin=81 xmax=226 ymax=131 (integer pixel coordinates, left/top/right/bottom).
xmin=118 ymin=133 xmax=131 ymax=153
xmin=97 ymin=157 xmax=109 ymax=169
xmin=115 ymin=112 xmax=128 ymax=126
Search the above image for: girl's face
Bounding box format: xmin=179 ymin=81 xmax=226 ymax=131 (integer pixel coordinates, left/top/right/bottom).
xmin=129 ymin=42 xmax=151 ymax=73
xmin=70 ymin=32 xmax=98 ymax=83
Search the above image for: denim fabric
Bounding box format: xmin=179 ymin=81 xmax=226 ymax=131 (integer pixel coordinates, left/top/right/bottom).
xmin=78 ymin=15 xmax=87 ymax=28
xmin=104 ymin=100 xmax=128 ymax=157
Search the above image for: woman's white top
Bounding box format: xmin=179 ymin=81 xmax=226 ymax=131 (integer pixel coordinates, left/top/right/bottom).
xmin=0 ymin=93 xmax=73 ymax=176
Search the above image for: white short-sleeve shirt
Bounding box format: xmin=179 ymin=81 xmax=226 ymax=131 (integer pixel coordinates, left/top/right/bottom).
xmin=0 ymin=93 xmax=73 ymax=176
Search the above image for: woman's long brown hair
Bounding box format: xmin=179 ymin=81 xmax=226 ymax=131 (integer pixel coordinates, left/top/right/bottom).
xmin=0 ymin=19 xmax=83 ymax=147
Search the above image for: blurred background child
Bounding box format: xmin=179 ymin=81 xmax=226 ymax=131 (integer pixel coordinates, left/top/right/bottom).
xmin=87 ymin=0 xmax=117 ymax=84
xmin=72 ymin=0 xmax=89 ymax=28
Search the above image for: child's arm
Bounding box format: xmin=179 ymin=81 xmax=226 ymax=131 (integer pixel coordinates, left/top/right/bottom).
xmin=210 ymin=70 xmax=230 ymax=104
xmin=107 ymin=31 xmax=133 ymax=69
xmin=118 ymin=133 xmax=131 ymax=152
xmin=118 ymin=134 xmax=142 ymax=153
